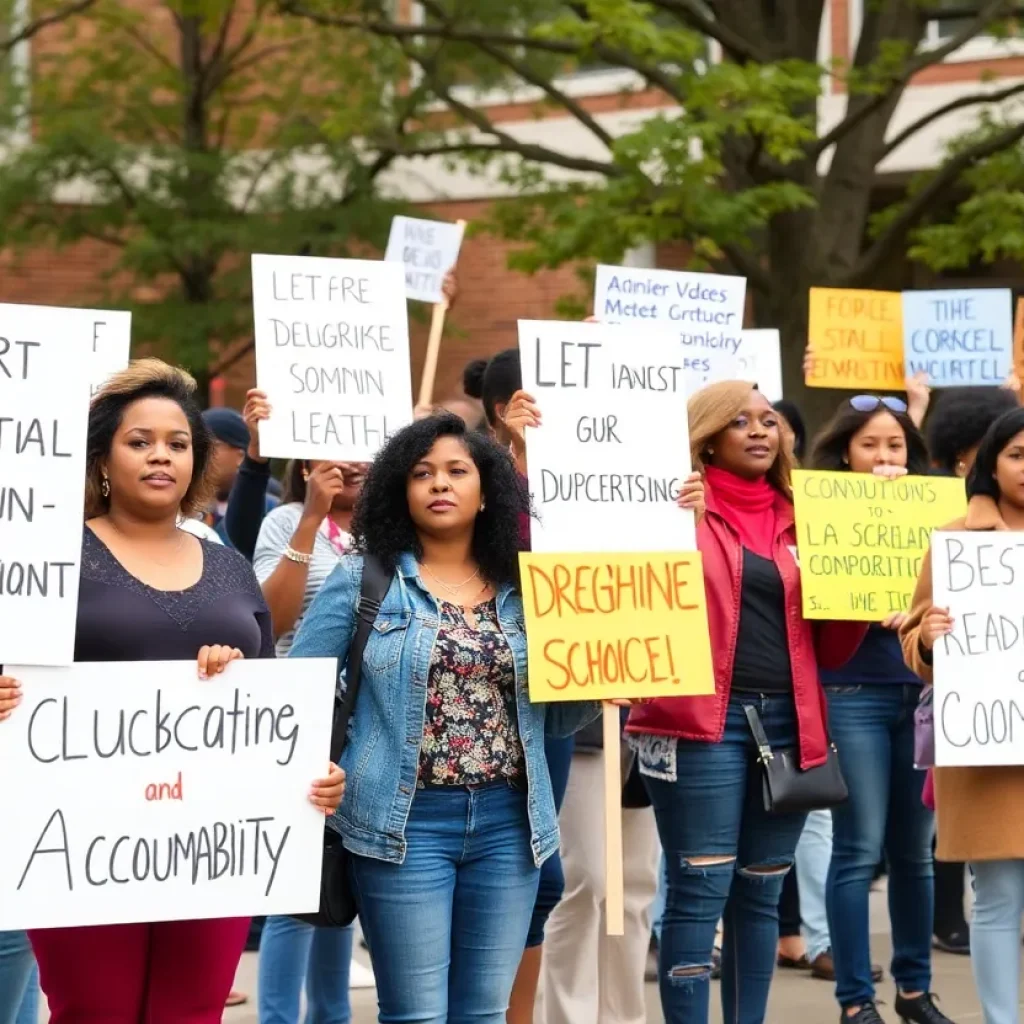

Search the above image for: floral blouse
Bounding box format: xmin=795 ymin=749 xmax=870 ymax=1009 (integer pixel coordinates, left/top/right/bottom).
xmin=418 ymin=599 xmax=525 ymax=786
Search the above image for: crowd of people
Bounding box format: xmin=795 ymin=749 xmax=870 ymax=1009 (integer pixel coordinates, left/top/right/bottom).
xmin=1 ymin=333 xmax=1023 ymax=1024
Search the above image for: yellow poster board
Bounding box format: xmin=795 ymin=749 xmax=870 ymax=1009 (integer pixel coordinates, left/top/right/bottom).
xmin=793 ymin=470 xmax=966 ymax=620
xmin=519 ymin=551 xmax=715 ymax=702
xmin=806 ymin=288 xmax=905 ymax=390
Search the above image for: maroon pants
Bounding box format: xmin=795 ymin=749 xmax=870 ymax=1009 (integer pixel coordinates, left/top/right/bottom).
xmin=29 ymin=917 xmax=250 ymax=1023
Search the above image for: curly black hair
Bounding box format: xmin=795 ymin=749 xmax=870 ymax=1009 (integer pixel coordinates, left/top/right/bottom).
xmin=926 ymin=386 xmax=1019 ymax=475
xmin=351 ymin=413 xmax=530 ymax=586
xmin=809 ymin=398 xmax=930 ymax=475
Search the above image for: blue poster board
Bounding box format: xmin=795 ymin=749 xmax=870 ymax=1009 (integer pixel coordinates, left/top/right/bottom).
xmin=902 ymin=288 xmax=1012 ymax=388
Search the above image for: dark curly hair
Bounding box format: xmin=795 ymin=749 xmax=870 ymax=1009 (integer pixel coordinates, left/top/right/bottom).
xmin=809 ymin=398 xmax=929 ymax=475
xmin=351 ymin=413 xmax=530 ymax=586
xmin=926 ymin=386 xmax=1019 ymax=475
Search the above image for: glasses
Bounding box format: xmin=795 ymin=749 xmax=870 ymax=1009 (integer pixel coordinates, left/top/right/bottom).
xmin=849 ymin=395 xmax=908 ymax=414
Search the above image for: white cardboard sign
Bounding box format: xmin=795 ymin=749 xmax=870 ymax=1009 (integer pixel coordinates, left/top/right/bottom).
xmin=384 ymin=216 xmax=464 ymax=304
xmin=518 ymin=320 xmax=695 ymax=553
xmin=933 ymin=531 xmax=1024 ymax=766
xmin=0 ymin=304 xmax=95 ymax=666
xmin=87 ymin=309 xmax=132 ymax=396
xmin=0 ymin=659 xmax=336 ymax=929
xmin=252 ymin=254 xmax=413 ymax=461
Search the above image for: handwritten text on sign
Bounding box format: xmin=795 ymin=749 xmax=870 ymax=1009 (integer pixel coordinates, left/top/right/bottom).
xmin=793 ymin=470 xmax=965 ymax=620
xmin=384 ymin=216 xmax=464 ymax=305
xmin=519 ymin=551 xmax=715 ymax=702
xmin=593 ymin=264 xmax=747 ymax=371
xmin=902 ymin=288 xmax=1012 ymax=388
xmin=252 ymin=254 xmax=412 ymax=461
xmin=86 ymin=308 xmax=132 ymax=396
xmin=0 ymin=304 xmax=94 ymax=666
xmin=0 ymin=659 xmax=335 ymax=929
xmin=933 ymin=533 xmax=1024 ymax=767
xmin=518 ymin=320 xmax=695 ymax=553
xmin=807 ymin=289 xmax=904 ymax=390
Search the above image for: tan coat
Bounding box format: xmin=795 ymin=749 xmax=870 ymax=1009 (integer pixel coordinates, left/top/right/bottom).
xmin=901 ymin=496 xmax=1024 ymax=863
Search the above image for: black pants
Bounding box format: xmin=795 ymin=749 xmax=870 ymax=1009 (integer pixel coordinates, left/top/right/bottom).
xmin=934 ymin=847 xmax=967 ymax=935
xmin=779 ymin=863 xmax=802 ymax=938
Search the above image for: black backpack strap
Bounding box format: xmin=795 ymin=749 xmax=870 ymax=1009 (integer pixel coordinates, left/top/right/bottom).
xmin=329 ymin=554 xmax=393 ymax=765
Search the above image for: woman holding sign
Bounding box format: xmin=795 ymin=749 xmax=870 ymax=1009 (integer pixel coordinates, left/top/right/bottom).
xmin=902 ymin=407 xmax=1024 ymax=1024
xmin=0 ymin=360 xmax=346 ymax=1024
xmin=625 ymin=380 xmax=868 ymax=1024
xmin=809 ymin=397 xmax=954 ymax=1024
xmin=289 ymin=413 xmax=599 ymax=1024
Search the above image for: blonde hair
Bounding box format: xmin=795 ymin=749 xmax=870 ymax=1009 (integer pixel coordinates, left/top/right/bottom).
xmin=85 ymin=358 xmax=213 ymax=519
xmin=688 ymin=380 xmax=793 ymax=498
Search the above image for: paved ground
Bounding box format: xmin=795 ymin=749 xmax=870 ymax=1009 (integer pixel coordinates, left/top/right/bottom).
xmin=39 ymin=885 xmax=988 ymax=1022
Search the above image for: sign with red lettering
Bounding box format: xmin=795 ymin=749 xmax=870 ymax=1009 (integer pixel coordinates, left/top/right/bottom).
xmin=252 ymin=254 xmax=412 ymax=461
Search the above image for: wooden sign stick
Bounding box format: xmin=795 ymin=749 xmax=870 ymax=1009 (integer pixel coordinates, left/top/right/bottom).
xmin=416 ymin=219 xmax=466 ymax=410
xmin=1013 ymin=296 xmax=1024 ymax=384
xmin=604 ymin=702 xmax=625 ymax=936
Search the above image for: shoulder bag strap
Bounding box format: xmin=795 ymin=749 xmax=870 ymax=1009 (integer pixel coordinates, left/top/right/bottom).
xmin=743 ymin=704 xmax=775 ymax=765
xmin=329 ymin=554 xmax=392 ymax=764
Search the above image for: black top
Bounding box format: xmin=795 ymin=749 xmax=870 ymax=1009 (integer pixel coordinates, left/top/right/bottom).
xmin=731 ymin=548 xmax=793 ymax=694
xmin=75 ymin=527 xmax=275 ymax=663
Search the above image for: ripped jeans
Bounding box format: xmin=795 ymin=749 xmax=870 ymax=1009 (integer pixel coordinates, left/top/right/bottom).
xmin=636 ymin=693 xmax=808 ymax=1024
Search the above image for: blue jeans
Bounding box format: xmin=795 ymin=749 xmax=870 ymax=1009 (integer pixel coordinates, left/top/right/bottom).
xmin=795 ymin=811 xmax=833 ymax=961
xmin=825 ymin=684 xmax=934 ymax=1008
xmin=640 ymin=694 xmax=808 ymax=1024
xmin=257 ymin=917 xmax=353 ymax=1024
xmin=652 ymin=854 xmax=668 ymax=943
xmin=526 ymin=735 xmax=574 ymax=948
xmin=971 ymin=860 xmax=1024 ymax=1024
xmin=0 ymin=931 xmax=37 ymax=1024
xmin=351 ymin=782 xmax=540 ymax=1024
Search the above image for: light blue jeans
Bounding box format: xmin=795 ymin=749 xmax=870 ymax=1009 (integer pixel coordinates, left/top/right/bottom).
xmin=652 ymin=854 xmax=667 ymax=942
xmin=257 ymin=917 xmax=353 ymax=1024
xmin=351 ymin=782 xmax=540 ymax=1024
xmin=795 ymin=810 xmax=833 ymax=961
xmin=0 ymin=930 xmax=38 ymax=1024
xmin=970 ymin=860 xmax=1024 ymax=1024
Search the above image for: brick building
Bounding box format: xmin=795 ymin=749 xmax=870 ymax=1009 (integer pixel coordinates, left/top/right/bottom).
xmin=1 ymin=0 xmax=1021 ymax=408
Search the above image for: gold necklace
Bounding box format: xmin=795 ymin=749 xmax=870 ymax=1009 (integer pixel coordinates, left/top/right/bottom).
xmin=421 ymin=563 xmax=481 ymax=597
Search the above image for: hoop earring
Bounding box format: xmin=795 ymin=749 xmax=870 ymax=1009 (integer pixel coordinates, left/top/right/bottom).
xmin=101 ymin=475 xmax=110 ymax=498
xmin=479 ymin=501 xmax=486 ymax=512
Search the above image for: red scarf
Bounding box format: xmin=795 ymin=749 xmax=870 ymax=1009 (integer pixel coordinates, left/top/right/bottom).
xmin=704 ymin=465 xmax=777 ymax=558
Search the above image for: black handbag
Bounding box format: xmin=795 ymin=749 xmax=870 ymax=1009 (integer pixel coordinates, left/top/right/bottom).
xmin=744 ymin=705 xmax=848 ymax=816
xmin=290 ymin=554 xmax=392 ymax=927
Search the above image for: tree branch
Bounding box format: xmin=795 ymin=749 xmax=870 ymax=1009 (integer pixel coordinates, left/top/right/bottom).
xmin=811 ymin=0 xmax=1013 ymax=158
xmin=646 ymin=0 xmax=770 ymax=63
xmin=720 ymin=242 xmax=771 ymax=293
xmin=882 ymin=79 xmax=1024 ymax=158
xmin=850 ymin=118 xmax=1024 ymax=284
xmin=0 ymin=0 xmax=96 ymax=51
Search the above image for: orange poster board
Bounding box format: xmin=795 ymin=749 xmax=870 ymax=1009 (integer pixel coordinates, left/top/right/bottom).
xmin=806 ymin=288 xmax=905 ymax=390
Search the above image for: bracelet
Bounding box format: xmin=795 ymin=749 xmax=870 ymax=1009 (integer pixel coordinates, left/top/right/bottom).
xmin=284 ymin=546 xmax=313 ymax=565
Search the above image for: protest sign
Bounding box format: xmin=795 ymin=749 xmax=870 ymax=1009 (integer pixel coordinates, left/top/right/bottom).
xmin=0 ymin=658 xmax=336 ymax=929
xmin=902 ymin=288 xmax=1012 ymax=388
xmin=736 ymin=329 xmax=783 ymax=402
xmin=807 ymin=289 xmax=904 ymax=390
xmin=519 ymin=551 xmax=714 ymax=703
xmin=792 ymin=470 xmax=965 ymax=620
xmin=0 ymin=304 xmax=94 ymax=666
xmin=384 ymin=216 xmax=465 ymax=305
xmin=933 ymin=532 xmax=1024 ymax=767
xmin=251 ymin=254 xmax=412 ymax=461
xmin=87 ymin=309 xmax=132 ymax=395
xmin=518 ymin=319 xmax=695 ymax=552
xmin=593 ymin=263 xmax=747 ymax=370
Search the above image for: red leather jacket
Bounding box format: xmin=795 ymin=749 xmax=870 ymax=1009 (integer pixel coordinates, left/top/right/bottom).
xmin=626 ymin=478 xmax=867 ymax=769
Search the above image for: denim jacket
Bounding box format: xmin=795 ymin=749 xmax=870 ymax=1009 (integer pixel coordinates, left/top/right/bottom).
xmin=290 ymin=552 xmax=600 ymax=866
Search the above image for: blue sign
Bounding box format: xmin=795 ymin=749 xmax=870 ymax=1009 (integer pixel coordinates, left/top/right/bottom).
xmin=902 ymin=288 xmax=1012 ymax=388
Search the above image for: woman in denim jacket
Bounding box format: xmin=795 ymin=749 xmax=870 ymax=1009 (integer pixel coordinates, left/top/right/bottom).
xmin=290 ymin=414 xmax=598 ymax=1023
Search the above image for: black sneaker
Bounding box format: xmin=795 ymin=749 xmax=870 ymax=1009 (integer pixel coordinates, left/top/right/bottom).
xmin=932 ymin=929 xmax=970 ymax=955
xmin=841 ymin=1003 xmax=885 ymax=1024
xmin=894 ymin=993 xmax=957 ymax=1024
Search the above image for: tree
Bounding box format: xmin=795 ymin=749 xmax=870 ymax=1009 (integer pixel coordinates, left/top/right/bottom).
xmin=0 ymin=0 xmax=421 ymax=369
xmin=281 ymin=0 xmax=1024 ymax=405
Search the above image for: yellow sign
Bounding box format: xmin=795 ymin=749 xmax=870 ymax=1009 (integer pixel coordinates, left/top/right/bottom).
xmin=793 ymin=470 xmax=966 ymax=621
xmin=806 ymin=288 xmax=905 ymax=390
xmin=519 ymin=551 xmax=715 ymax=703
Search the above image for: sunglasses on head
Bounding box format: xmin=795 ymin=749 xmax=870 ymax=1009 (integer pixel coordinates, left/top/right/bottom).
xmin=849 ymin=395 xmax=908 ymax=415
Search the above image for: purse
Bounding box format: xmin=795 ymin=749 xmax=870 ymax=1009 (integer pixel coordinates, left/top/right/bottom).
xmin=913 ymin=686 xmax=935 ymax=769
xmin=290 ymin=553 xmax=392 ymax=927
xmin=744 ymin=705 xmax=848 ymax=816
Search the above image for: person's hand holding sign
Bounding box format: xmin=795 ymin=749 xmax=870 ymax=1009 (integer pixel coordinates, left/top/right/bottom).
xmin=872 ymin=464 xmax=908 ymax=481
xmin=0 ymin=676 xmax=21 ymax=722
xmin=197 ymin=645 xmax=244 ymax=681
xmin=304 ymin=462 xmax=349 ymax=523
xmin=676 ymin=472 xmax=706 ymax=524
xmin=919 ymin=606 xmax=954 ymax=650
xmin=503 ymin=390 xmax=540 ymax=476
xmin=881 ymin=612 xmax=908 ymax=632
xmin=310 ymin=764 xmax=346 ymax=815
xmin=243 ymin=388 xmax=272 ymax=463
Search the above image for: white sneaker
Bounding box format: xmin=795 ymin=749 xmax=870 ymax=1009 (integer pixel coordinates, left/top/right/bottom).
xmin=349 ymin=958 xmax=376 ymax=990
